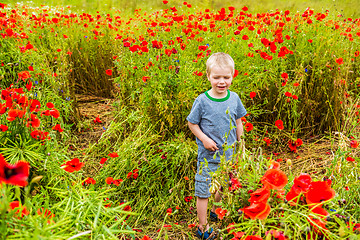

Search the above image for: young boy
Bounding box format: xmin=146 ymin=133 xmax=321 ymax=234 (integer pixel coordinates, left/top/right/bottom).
xmin=187 ymin=52 xmax=247 ymax=239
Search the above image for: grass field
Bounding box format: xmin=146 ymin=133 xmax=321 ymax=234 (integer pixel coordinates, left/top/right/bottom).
xmin=0 ymin=0 xmax=360 ymax=239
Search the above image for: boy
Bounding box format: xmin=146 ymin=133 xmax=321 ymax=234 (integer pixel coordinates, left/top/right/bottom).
xmin=187 ymin=52 xmax=247 ymax=239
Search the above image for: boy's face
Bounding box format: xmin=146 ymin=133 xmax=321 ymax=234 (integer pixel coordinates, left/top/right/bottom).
xmin=207 ymin=66 xmax=233 ymax=98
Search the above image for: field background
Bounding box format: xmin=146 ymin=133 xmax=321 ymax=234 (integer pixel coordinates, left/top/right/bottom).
xmin=0 ymin=0 xmax=360 ymax=239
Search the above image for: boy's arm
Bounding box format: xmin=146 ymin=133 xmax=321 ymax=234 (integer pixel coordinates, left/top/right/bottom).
xmin=236 ymin=118 xmax=246 ymax=154
xmin=188 ymin=121 xmax=219 ymax=152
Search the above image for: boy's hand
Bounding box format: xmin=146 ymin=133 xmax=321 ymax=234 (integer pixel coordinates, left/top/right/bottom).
xmin=202 ymin=137 xmax=219 ymax=152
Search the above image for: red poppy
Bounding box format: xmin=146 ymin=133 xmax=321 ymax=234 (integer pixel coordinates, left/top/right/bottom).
xmin=281 ymin=72 xmax=288 ymax=79
xmin=244 ymin=122 xmax=253 ymax=132
xmin=248 ymin=187 xmax=270 ymax=203
xmin=215 ymin=207 xmax=227 ymax=219
xmin=275 ymin=119 xmax=284 ymax=130
xmin=0 ymin=124 xmax=8 ymax=132
xmin=26 ymin=80 xmax=32 ymax=91
xmin=46 ymin=102 xmax=55 ymax=108
xmin=83 ymin=177 xmax=96 ymax=185
xmin=50 ymin=108 xmax=60 ymax=118
xmin=141 ymin=236 xmax=153 ymax=240
xmin=108 ymin=152 xmax=118 ymax=158
xmin=229 ymin=178 xmax=242 ymax=191
xmin=292 ymin=173 xmax=312 ymax=193
xmin=93 ymin=115 xmax=102 ymax=123
xmin=61 ymin=158 xmax=84 ymax=173
xmin=105 ymin=69 xmax=112 ymax=76
xmin=336 ymin=57 xmax=344 ymax=65
xmin=29 ymin=99 xmax=41 ymax=112
xmin=261 ymin=169 xmax=288 ymax=190
xmin=105 ymin=177 xmax=113 ymax=184
xmin=100 ymin=158 xmax=107 ymax=164
xmin=184 ymin=196 xmax=193 ymax=202
xmin=242 ymin=201 xmax=271 ymax=220
xmin=233 ymin=69 xmax=239 ymax=78
xmin=113 ymin=178 xmax=123 ymax=186
xmin=346 ymin=156 xmax=355 ymax=162
xmin=263 ymin=137 xmax=272 ymax=146
xmin=305 ymin=181 xmax=335 ymax=207
xmin=350 ymin=140 xmax=359 ymax=148
xmin=18 ymin=71 xmax=31 ymax=80
xmin=52 ymin=124 xmax=63 ymax=132
xmin=9 ymin=201 xmax=30 ymax=217
xmin=0 ymin=155 xmax=30 ymax=187
xmin=249 ymin=92 xmax=256 ymax=99
xmin=27 ymin=114 xmax=40 ymax=128
xmin=307 ymin=207 xmax=329 ymax=235
xmin=243 ymin=236 xmax=263 ymax=240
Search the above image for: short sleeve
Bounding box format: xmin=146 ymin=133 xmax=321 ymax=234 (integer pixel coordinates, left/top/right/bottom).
xmin=235 ymin=94 xmax=247 ymax=119
xmin=186 ymin=97 xmax=202 ymax=124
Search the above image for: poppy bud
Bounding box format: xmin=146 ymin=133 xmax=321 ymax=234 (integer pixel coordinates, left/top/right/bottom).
xmin=209 ymin=179 xmax=220 ymax=194
xmin=339 ymin=225 xmax=345 ymax=237
xmin=265 ymin=233 xmax=272 ymax=240
xmin=30 ymin=175 xmax=43 ymax=184
xmin=286 ymin=159 xmax=292 ymax=166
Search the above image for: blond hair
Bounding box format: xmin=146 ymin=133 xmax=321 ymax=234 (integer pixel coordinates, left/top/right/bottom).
xmin=206 ymin=52 xmax=235 ymax=76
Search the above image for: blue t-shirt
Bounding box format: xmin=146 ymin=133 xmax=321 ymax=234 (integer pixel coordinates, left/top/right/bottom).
xmin=187 ymin=90 xmax=247 ymax=163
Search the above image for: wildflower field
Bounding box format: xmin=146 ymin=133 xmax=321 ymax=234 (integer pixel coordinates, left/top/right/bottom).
xmin=0 ymin=0 xmax=360 ymax=239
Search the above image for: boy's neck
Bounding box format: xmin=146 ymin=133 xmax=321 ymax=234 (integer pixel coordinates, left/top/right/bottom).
xmin=208 ymin=88 xmax=228 ymax=99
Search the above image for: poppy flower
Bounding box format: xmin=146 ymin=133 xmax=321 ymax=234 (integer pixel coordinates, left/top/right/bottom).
xmin=83 ymin=177 xmax=96 ymax=185
xmin=307 ymin=207 xmax=329 ymax=235
xmin=233 ymin=69 xmax=239 ymax=78
xmin=141 ymin=236 xmax=153 ymax=240
xmin=0 ymin=155 xmax=30 ymax=187
xmin=0 ymin=124 xmax=8 ymax=132
xmin=275 ymin=119 xmax=284 ymax=130
xmin=261 ymin=169 xmax=288 ymax=190
xmin=244 ymin=122 xmax=253 ymax=132
xmin=215 ymin=207 xmax=227 ymax=219
xmin=9 ymin=201 xmax=30 ymax=217
xmin=292 ymin=173 xmax=312 ymax=193
xmin=28 ymin=100 xmax=41 ymax=112
xmin=184 ymin=196 xmax=193 ymax=202
xmin=105 ymin=69 xmax=113 ymax=76
xmin=37 ymin=208 xmax=55 ymax=224
xmin=249 ymin=92 xmax=256 ymax=99
xmin=26 ymin=80 xmax=32 ymax=91
xmin=18 ymin=71 xmax=31 ymax=80
xmin=50 ymin=108 xmax=60 ymax=118
xmin=93 ymin=115 xmax=102 ymax=123
xmin=26 ymin=114 xmax=41 ymax=128
xmin=61 ymin=158 xmax=84 ymax=173
xmin=113 ymin=178 xmax=123 ymax=186
xmin=229 ymin=178 xmax=242 ymax=191
xmin=263 ymin=137 xmax=272 ymax=146
xmin=52 ymin=124 xmax=63 ymax=132
xmin=243 ymin=236 xmax=263 ymax=240
xmin=105 ymin=177 xmax=113 ymax=184
xmin=281 ymin=73 xmax=289 ymax=79
xmin=242 ymin=201 xmax=271 ymax=220
xmin=346 ymin=156 xmax=355 ymax=162
xmin=108 ymin=152 xmax=118 ymax=158
xmin=350 ymin=140 xmax=359 ymax=148
xmin=100 ymin=158 xmax=107 ymax=164
xmin=306 ymin=181 xmax=335 ymax=207
xmin=46 ymin=102 xmax=55 ymax=108
xmin=336 ymin=57 xmax=344 ymax=65
xmin=248 ymin=187 xmax=270 ymax=203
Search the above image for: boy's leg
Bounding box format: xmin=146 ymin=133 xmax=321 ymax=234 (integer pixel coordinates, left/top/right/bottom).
xmin=211 ymin=191 xmax=221 ymax=213
xmin=197 ymin=197 xmax=209 ymax=231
